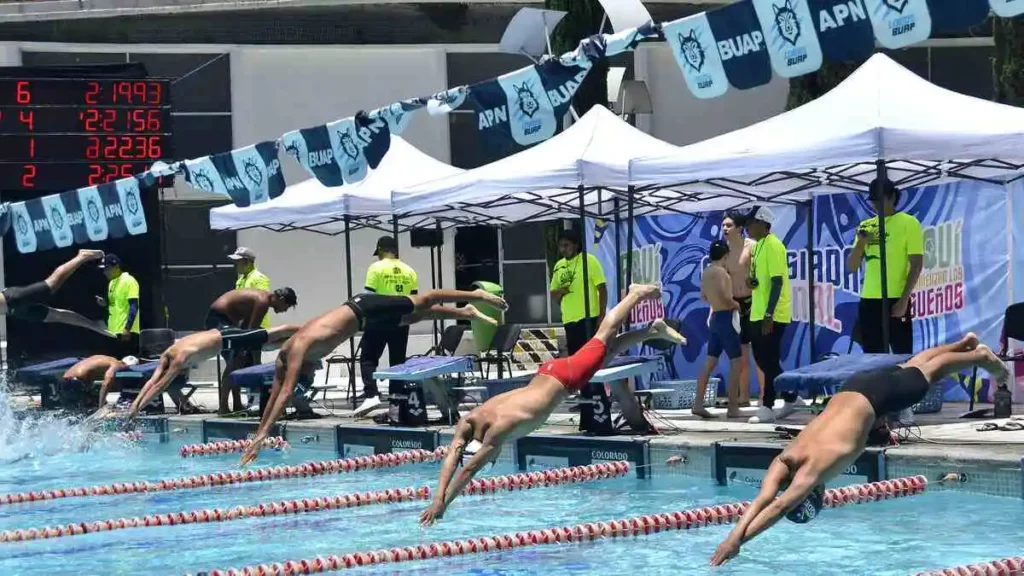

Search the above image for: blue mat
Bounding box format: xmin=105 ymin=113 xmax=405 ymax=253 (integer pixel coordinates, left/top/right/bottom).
xmin=775 ymin=354 xmax=911 ymax=397
xmin=604 ymin=354 xmax=663 ymax=368
xmin=374 ymin=355 xmax=475 ymax=380
xmin=13 ymin=357 xmax=82 ymax=388
xmin=117 ymin=361 xmax=162 ymax=377
xmin=230 ymin=361 xmax=321 ymax=389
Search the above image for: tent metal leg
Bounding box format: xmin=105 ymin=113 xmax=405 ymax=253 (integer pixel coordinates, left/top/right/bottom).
xmin=807 ymin=200 xmax=816 ymax=365
xmin=875 ymin=160 xmax=891 ymax=352
xmin=344 ymin=215 xmax=357 ymax=409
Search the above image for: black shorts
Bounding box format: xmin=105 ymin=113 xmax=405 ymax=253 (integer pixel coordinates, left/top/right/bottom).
xmin=204 ymin=309 xmax=235 ymax=330
xmin=3 ymin=282 xmax=52 ymax=321
xmin=842 ymin=365 xmax=930 ymax=416
xmin=735 ymin=296 xmax=752 ymax=345
xmin=219 ymin=328 xmax=269 ymax=362
xmin=345 ymin=293 xmax=414 ymax=331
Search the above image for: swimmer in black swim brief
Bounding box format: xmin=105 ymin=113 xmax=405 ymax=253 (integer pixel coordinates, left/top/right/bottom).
xmin=710 ymin=332 xmax=1008 ymax=566
xmin=0 ymin=249 xmax=112 ymax=337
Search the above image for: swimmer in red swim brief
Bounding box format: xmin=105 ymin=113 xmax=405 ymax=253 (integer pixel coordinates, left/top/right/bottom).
xmin=420 ymin=283 xmax=687 ymax=526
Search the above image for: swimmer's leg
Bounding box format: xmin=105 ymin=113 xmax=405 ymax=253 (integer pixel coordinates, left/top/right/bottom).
xmin=402 ymin=304 xmax=496 ymax=326
xmin=591 ymin=284 xmax=662 ymax=348
xmin=909 ymin=344 xmax=1007 ymax=387
xmin=693 ymin=356 xmax=719 ymax=419
xmin=43 ymin=250 xmax=105 ymax=293
xmin=44 ymin=308 xmax=114 ymax=338
xmin=904 ymin=332 xmax=979 ymax=367
xmin=410 ymin=289 xmax=508 ymax=312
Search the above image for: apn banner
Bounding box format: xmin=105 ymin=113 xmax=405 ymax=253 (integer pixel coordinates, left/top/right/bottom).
xmin=591 ymin=181 xmax=1015 ymax=402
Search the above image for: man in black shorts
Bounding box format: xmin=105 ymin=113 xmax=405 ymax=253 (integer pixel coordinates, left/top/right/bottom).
xmin=710 ymin=332 xmax=1006 ymax=566
xmin=240 ymin=288 xmax=508 ymax=465
xmin=206 ymin=287 xmax=298 ymax=414
xmin=122 ymin=323 xmax=302 ymax=421
xmin=0 ymin=249 xmax=112 ymax=337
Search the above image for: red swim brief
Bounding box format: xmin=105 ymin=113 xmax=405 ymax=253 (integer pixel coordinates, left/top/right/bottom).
xmin=537 ymin=338 xmax=608 ymax=393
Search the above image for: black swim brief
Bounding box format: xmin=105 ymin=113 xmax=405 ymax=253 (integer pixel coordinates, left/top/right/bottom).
xmin=734 ymin=296 xmax=752 ymax=344
xmin=345 ymin=293 xmax=415 ymax=331
xmin=2 ymin=282 xmax=52 ymax=322
xmin=219 ymin=328 xmax=269 ymax=362
xmin=842 ymin=365 xmax=930 ymax=417
xmin=204 ymin=309 xmax=235 ymax=330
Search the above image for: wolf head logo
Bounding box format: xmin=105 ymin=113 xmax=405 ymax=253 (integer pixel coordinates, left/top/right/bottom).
xmin=15 ymin=213 xmax=28 ymax=236
xmin=773 ymin=0 xmax=802 ymax=46
xmin=50 ymin=205 xmax=65 ymax=230
xmin=881 ymin=0 xmax=909 ymax=13
xmin=242 ymin=158 xmax=263 ymax=187
xmin=338 ymin=130 xmax=360 ymax=161
xmin=514 ymin=82 xmax=540 ymax=119
xmin=87 ymin=199 xmax=101 ymax=223
xmin=679 ymin=30 xmax=706 ymax=72
xmin=126 ymin=187 xmax=141 ymax=215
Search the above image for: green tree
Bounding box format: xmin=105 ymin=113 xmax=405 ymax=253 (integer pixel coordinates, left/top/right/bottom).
xmin=786 ymin=60 xmax=863 ymax=110
xmin=993 ymin=16 xmax=1024 ymax=105
xmin=545 ymin=0 xmax=609 ymax=115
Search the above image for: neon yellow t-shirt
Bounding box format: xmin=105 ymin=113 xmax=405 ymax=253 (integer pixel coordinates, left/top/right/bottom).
xmin=236 ymin=269 xmax=271 ymax=327
xmin=107 ymin=272 xmax=141 ymax=333
xmin=857 ymin=212 xmax=924 ymax=299
xmin=550 ymin=253 xmax=606 ymax=324
xmin=365 ymin=258 xmax=418 ymax=296
xmin=749 ymin=234 xmax=792 ymax=323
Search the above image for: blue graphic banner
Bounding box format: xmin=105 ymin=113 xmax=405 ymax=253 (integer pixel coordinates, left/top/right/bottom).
xmin=592 ymin=181 xmax=1013 ymax=402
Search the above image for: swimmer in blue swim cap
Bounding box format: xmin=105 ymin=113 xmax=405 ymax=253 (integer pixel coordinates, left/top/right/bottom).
xmin=420 ymin=285 xmax=686 ymax=527
xmin=711 ymin=333 xmax=1007 ymax=566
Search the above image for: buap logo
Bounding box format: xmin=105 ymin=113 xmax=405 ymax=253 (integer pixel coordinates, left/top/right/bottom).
xmin=242 ymin=158 xmax=263 ymax=187
xmin=679 ymin=30 xmax=706 ymax=72
xmin=193 ymin=169 xmax=215 ymax=193
xmin=773 ymin=0 xmax=801 ymax=45
xmin=337 ymin=129 xmax=360 ymax=161
xmin=87 ymin=199 xmax=101 ymax=223
xmin=49 ymin=205 xmax=65 ymax=230
xmin=125 ymin=187 xmax=141 ymax=216
xmin=15 ymin=213 xmax=29 ymax=236
xmin=514 ymin=82 xmax=540 ymax=119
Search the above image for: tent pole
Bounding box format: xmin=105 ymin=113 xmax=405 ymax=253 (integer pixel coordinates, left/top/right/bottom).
xmin=578 ymin=185 xmax=592 ymax=331
xmin=625 ymin=186 xmax=635 ymax=331
xmin=875 ymin=160 xmax=891 ymax=352
xmin=344 ymin=214 xmax=357 ymax=409
xmin=435 ymin=220 xmax=445 ymax=336
xmin=429 ymin=241 xmax=439 ymax=350
xmin=806 ymin=200 xmax=816 ymax=365
xmin=613 ymin=198 xmax=622 ymax=304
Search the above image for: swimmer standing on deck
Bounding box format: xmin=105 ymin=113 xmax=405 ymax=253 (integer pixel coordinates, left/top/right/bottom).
xmin=710 ymin=332 xmax=1008 ymax=566
xmin=239 ymin=289 xmax=509 ymax=466
xmin=419 ymin=284 xmax=686 ymax=527
xmin=694 ymin=240 xmax=742 ymax=419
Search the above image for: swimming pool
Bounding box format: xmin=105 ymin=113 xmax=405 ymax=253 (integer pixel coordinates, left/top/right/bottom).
xmin=0 ymin=404 xmax=1021 ymax=575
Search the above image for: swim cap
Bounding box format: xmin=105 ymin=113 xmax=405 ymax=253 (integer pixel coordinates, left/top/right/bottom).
xmin=461 ymin=439 xmax=495 ymax=472
xmin=785 ymin=485 xmax=824 ymax=524
xmin=121 ymin=356 xmax=140 ymax=367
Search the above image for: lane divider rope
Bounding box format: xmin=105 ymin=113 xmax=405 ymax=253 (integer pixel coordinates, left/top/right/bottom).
xmin=914 ymin=556 xmax=1024 ymax=575
xmin=188 ymin=475 xmax=928 ymax=576
xmin=179 ymin=437 xmax=289 ymax=458
xmin=0 ymin=449 xmax=446 ymax=507
xmin=0 ymin=462 xmax=628 ymax=544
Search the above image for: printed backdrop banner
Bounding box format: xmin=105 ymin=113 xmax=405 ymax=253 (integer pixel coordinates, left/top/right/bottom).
xmin=591 ymin=181 xmax=1016 ymax=402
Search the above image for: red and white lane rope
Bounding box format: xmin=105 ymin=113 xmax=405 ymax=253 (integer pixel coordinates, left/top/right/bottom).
xmin=914 ymin=557 xmax=1024 ymax=575
xmin=189 ymin=475 xmax=928 ymax=576
xmin=0 ymin=462 xmax=629 ymax=544
xmin=180 ymin=437 xmax=289 ymax=458
xmin=0 ymin=449 xmax=445 ymax=507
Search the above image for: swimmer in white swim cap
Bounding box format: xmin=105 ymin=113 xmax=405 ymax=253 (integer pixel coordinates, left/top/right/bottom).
xmin=62 ymin=355 xmax=135 ymax=419
xmin=420 ymin=284 xmax=686 ymax=527
xmin=710 ymin=332 xmax=1006 ymax=566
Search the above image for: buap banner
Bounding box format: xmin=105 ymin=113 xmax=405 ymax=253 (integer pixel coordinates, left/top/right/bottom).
xmin=183 ymin=140 xmax=286 ymax=207
xmin=591 ymin=180 xmax=1018 ymax=403
xmin=5 ymin=174 xmax=151 ymax=254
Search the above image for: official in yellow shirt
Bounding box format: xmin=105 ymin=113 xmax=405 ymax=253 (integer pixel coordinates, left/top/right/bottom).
xmin=228 ymin=247 xmax=272 ymax=328
xmin=847 ymin=178 xmax=924 ymax=355
xmin=744 ymin=207 xmax=797 ymax=425
xmin=97 ymin=254 xmax=140 ymax=356
xmin=354 ymin=235 xmax=419 ymax=415
xmin=550 ymin=228 xmax=607 ymax=355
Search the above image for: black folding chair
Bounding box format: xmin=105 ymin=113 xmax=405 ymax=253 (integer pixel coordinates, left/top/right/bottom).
xmin=964 ymin=303 xmax=1024 ymax=418
xmin=473 ymin=323 xmax=520 ymax=379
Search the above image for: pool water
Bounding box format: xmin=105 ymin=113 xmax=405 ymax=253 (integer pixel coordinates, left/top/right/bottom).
xmin=0 ymin=406 xmax=1022 ymax=575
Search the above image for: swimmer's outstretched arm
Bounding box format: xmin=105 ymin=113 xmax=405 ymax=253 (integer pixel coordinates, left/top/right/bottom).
xmin=711 ymin=460 xmax=817 ymax=566
xmin=96 ymin=364 xmax=122 ymax=410
xmin=127 ymin=356 xmax=177 ymax=420
xmin=241 ymin=358 xmax=300 ymax=466
xmin=420 ymin=420 xmax=473 ymax=527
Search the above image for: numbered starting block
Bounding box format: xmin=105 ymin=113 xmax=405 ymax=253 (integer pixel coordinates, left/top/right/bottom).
xmin=574 ymin=355 xmax=663 ymax=436
xmin=388 ymin=380 xmax=428 ymax=427
xmin=374 ymin=355 xmax=474 ymax=427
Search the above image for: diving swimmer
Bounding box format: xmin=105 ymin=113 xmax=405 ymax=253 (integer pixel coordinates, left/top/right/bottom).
xmin=122 ymin=324 xmax=303 ymax=421
xmin=710 ymin=332 xmax=1008 ymax=566
xmin=63 ymin=354 xmax=138 ymax=411
xmin=419 ymin=284 xmax=686 ymax=526
xmin=0 ymin=249 xmax=112 ymax=337
xmin=239 ymin=289 xmax=508 ymax=466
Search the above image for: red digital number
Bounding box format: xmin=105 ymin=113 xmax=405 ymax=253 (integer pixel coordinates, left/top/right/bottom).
xmin=86 ymin=136 xmax=100 ymax=160
xmin=102 ymin=109 xmax=116 ymax=132
xmin=121 ymin=163 xmax=134 ymax=179
xmin=82 ymin=108 xmax=97 ymax=132
xmin=21 ymin=164 xmax=36 ymax=188
xmin=134 ymin=82 xmax=147 ymax=105
xmin=148 ymin=81 xmax=163 ymax=106
xmin=88 ymin=164 xmax=102 ymax=185
xmin=147 ymin=109 xmax=161 ymax=132
xmin=27 ymin=136 xmax=35 ymax=159
xmin=106 ymin=164 xmax=121 ymax=183
xmin=18 ymin=109 xmax=33 ymax=131
xmin=115 ymin=136 xmax=130 ymax=158
xmin=130 ymin=109 xmax=145 ymax=132
xmin=85 ymin=81 xmax=100 ymax=105
xmin=147 ymin=136 xmax=162 ymax=159
xmin=15 ymin=81 xmax=30 ymax=104
xmin=114 ymin=82 xmax=133 ymax=104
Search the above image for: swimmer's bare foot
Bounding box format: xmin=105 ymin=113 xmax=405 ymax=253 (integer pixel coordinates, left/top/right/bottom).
xmin=648 ymin=318 xmax=686 ymax=346
xmin=960 ymin=332 xmax=979 ymax=351
xmin=473 ymin=289 xmax=508 ymax=311
xmin=464 ymin=304 xmax=498 ymax=326
xmin=691 ymin=407 xmax=717 ymax=419
xmin=629 ymin=283 xmax=661 ymax=301
xmin=976 ymin=345 xmax=1009 ymax=386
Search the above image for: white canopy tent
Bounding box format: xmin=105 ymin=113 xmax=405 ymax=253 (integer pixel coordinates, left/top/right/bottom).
xmin=629 ymin=53 xmax=1024 ymax=203
xmin=209 ymin=136 xmax=464 ymax=234
xmin=393 ymin=105 xmax=722 ymax=224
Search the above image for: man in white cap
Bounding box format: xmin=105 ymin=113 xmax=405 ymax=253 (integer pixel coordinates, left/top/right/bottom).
xmin=744 ymin=206 xmax=800 ymax=423
xmin=228 ymin=247 xmax=272 ymax=327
